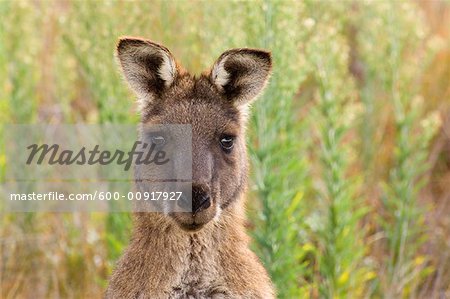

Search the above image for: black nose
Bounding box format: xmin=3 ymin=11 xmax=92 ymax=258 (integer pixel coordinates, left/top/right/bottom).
xmin=192 ymin=186 xmax=211 ymax=214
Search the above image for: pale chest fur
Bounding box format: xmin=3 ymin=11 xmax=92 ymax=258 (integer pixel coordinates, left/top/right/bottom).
xmin=107 ymin=213 xmax=275 ymax=299
xmin=166 ymin=234 xmax=229 ymax=299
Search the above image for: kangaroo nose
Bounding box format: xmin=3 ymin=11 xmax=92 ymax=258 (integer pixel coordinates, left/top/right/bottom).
xmin=192 ymin=186 xmax=211 ymax=215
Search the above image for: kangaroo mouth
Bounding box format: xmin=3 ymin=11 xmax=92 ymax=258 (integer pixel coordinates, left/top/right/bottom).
xmin=170 ymin=209 xmax=215 ymax=232
xmin=178 ymin=221 xmax=205 ymax=232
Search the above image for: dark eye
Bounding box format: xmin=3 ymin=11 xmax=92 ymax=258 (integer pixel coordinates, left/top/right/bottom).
xmin=220 ymin=135 xmax=235 ymax=153
xmin=151 ymin=135 xmax=166 ymax=147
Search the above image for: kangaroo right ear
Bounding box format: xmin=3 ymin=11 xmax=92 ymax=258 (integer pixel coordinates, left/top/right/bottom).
xmin=210 ymin=48 xmax=272 ymax=106
xmin=116 ymin=37 xmax=179 ymax=109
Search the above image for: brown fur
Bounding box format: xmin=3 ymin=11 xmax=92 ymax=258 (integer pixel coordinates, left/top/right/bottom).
xmin=106 ymin=37 xmax=274 ymax=299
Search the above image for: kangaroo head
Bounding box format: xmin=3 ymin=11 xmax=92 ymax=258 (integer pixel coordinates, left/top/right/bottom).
xmin=117 ymin=37 xmax=272 ymax=231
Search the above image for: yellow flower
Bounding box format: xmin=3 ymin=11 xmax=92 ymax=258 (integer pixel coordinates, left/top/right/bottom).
xmin=364 ymin=271 xmax=377 ymax=282
xmin=414 ymin=256 xmax=426 ymax=266
xmin=0 ymin=154 xmax=5 ymax=168
xmin=302 ymin=243 xmax=315 ymax=252
xmin=338 ymin=271 xmax=349 ymax=286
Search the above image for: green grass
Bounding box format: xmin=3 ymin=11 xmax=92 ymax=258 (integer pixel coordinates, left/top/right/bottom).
xmin=1 ymin=1 xmax=449 ymax=298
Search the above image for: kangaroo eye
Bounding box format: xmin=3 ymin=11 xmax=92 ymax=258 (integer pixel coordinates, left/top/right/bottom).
xmin=220 ymin=135 xmax=235 ymax=153
xmin=151 ymin=135 xmax=166 ymax=146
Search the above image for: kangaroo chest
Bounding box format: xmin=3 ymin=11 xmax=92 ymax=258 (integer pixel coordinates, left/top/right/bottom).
xmin=167 ymin=235 xmax=228 ymax=299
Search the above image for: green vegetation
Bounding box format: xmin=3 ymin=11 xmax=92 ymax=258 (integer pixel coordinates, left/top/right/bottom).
xmin=1 ymin=1 xmax=449 ymax=298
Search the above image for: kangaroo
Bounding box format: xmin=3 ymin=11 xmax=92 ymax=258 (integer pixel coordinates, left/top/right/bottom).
xmin=105 ymin=37 xmax=274 ymax=299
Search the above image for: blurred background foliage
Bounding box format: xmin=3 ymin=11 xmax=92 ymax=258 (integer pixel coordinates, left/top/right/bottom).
xmin=1 ymin=1 xmax=450 ymax=298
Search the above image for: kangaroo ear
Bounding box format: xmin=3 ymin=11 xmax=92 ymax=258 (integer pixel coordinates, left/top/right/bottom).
xmin=116 ymin=37 xmax=178 ymax=109
xmin=210 ymin=48 xmax=272 ymax=105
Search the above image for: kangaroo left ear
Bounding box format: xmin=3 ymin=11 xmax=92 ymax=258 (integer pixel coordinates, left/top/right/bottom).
xmin=210 ymin=48 xmax=272 ymax=105
xmin=116 ymin=37 xmax=179 ymax=111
